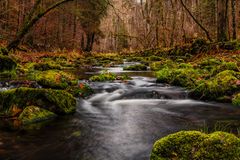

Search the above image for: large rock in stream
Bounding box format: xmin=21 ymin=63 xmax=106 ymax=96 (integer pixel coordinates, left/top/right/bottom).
xmin=0 ymin=87 xmax=76 ymax=126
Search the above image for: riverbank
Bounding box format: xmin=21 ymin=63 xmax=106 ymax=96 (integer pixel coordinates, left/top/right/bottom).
xmin=0 ymin=40 xmax=239 ymax=128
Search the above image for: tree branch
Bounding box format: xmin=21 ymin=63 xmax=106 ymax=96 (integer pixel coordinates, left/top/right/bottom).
xmin=180 ymin=0 xmax=213 ymax=42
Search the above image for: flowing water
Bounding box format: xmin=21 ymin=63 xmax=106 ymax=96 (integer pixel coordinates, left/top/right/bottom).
xmin=1 ymin=66 xmax=240 ymax=160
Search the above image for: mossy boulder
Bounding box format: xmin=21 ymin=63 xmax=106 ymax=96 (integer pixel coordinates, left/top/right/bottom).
xmin=233 ymin=93 xmax=240 ymax=106
xmin=18 ymin=106 xmax=56 ymax=125
xmin=0 ymin=55 xmax=17 ymax=72
xmin=89 ymin=72 xmax=130 ymax=82
xmin=151 ymin=131 xmax=240 ymax=160
xmin=151 ymin=131 xmax=207 ymax=160
xmin=29 ymin=70 xmax=77 ymax=89
xmin=192 ymin=70 xmax=239 ymax=100
xmin=0 ymin=87 xmax=76 ymax=117
xmin=194 ymin=132 xmax=240 ymax=159
xmin=123 ymin=64 xmax=147 ymax=71
xmin=156 ymin=67 xmax=173 ymax=83
xmin=156 ymin=67 xmax=201 ymax=88
xmin=150 ymin=59 xmax=176 ymax=71
xmin=33 ymin=62 xmax=61 ymax=71
xmin=66 ymin=83 xmax=94 ymax=98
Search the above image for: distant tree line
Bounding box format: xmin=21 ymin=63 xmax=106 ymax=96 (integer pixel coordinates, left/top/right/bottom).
xmin=0 ymin=0 xmax=239 ymax=52
xmin=98 ymin=0 xmax=240 ymax=52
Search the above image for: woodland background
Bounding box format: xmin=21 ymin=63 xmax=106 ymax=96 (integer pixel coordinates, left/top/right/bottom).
xmin=0 ymin=0 xmax=239 ymax=52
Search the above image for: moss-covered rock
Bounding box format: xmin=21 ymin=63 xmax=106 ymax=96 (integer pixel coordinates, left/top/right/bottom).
xmin=194 ymin=132 xmax=240 ymax=159
xmin=151 ymin=131 xmax=240 ymax=160
xmin=33 ymin=62 xmax=62 ymax=71
xmin=29 ymin=70 xmax=77 ymax=89
xmin=123 ymin=64 xmax=147 ymax=71
xmin=18 ymin=106 xmax=56 ymax=125
xmin=192 ymin=70 xmax=239 ymax=100
xmin=232 ymin=93 xmax=240 ymax=106
xmin=156 ymin=67 xmax=201 ymax=88
xmin=0 ymin=87 xmax=76 ymax=117
xmin=66 ymin=83 xmax=94 ymax=98
xmin=151 ymin=131 xmax=207 ymax=160
xmin=0 ymin=55 xmax=17 ymax=72
xmin=150 ymin=59 xmax=176 ymax=71
xmin=156 ymin=67 xmax=173 ymax=83
xmin=89 ymin=72 xmax=130 ymax=82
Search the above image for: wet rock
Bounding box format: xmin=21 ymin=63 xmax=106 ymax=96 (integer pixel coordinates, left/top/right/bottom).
xmin=18 ymin=106 xmax=56 ymax=125
xmin=0 ymin=87 xmax=76 ymax=117
xmin=29 ymin=70 xmax=77 ymax=89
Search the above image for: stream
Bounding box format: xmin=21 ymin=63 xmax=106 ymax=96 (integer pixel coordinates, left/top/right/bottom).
xmin=1 ymin=66 xmax=240 ymax=160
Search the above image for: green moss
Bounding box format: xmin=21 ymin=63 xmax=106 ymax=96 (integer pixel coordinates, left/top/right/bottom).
xmin=151 ymin=131 xmax=240 ymax=160
xmin=171 ymin=68 xmax=201 ymax=88
xmin=0 ymin=87 xmax=76 ymax=116
xmin=123 ymin=64 xmax=147 ymax=71
xmin=90 ymin=72 xmax=116 ymax=81
xmin=192 ymin=70 xmax=238 ymax=100
xmin=232 ymin=94 xmax=240 ymax=106
xmin=150 ymin=59 xmax=176 ymax=71
xmin=151 ymin=131 xmax=207 ymax=160
xmin=156 ymin=67 xmax=201 ymax=88
xmin=66 ymin=83 xmax=94 ymax=98
xmin=89 ymin=72 xmax=130 ymax=82
xmin=156 ymin=67 xmax=173 ymax=83
xmin=148 ymin=56 xmax=163 ymax=61
xmin=18 ymin=106 xmax=56 ymax=125
xmin=0 ymin=70 xmax=17 ymax=78
xmin=194 ymin=132 xmax=240 ymax=159
xmin=29 ymin=70 xmax=76 ymax=89
xmin=219 ymin=40 xmax=240 ymax=50
xmin=33 ymin=62 xmax=62 ymax=71
xmin=0 ymin=47 xmax=9 ymax=55
xmin=0 ymin=55 xmax=17 ymax=72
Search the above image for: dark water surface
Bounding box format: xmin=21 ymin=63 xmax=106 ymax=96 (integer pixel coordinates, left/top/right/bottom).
xmin=1 ymin=67 xmax=240 ymax=160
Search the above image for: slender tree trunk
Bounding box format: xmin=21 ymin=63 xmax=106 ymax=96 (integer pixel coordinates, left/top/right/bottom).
xmin=231 ymin=0 xmax=237 ymax=39
xmin=217 ymin=0 xmax=229 ymax=41
xmin=170 ymin=0 xmax=177 ymax=47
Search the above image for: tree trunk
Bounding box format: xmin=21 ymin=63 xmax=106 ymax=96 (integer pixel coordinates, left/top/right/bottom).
xmin=231 ymin=0 xmax=237 ymax=39
xmin=84 ymin=32 xmax=95 ymax=52
xmin=180 ymin=0 xmax=213 ymax=42
xmin=217 ymin=0 xmax=229 ymax=41
xmin=7 ymin=0 xmax=73 ymax=52
xmin=170 ymin=0 xmax=177 ymax=47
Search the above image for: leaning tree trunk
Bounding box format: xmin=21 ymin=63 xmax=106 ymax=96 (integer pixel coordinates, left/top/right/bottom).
xmin=6 ymin=0 xmax=73 ymax=52
xmin=180 ymin=0 xmax=213 ymax=42
xmin=217 ymin=0 xmax=229 ymax=42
